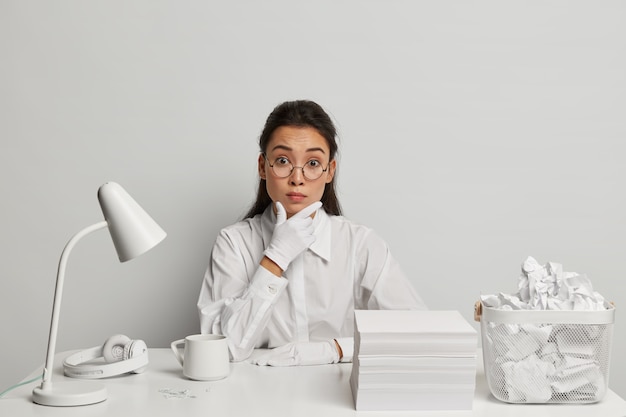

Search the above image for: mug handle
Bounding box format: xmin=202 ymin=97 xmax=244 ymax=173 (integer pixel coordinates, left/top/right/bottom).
xmin=170 ymin=339 xmax=185 ymax=366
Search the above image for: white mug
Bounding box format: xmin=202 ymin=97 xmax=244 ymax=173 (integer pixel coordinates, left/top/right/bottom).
xmin=170 ymin=334 xmax=230 ymax=381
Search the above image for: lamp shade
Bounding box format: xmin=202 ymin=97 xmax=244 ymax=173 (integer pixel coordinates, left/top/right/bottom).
xmin=97 ymin=182 xmax=167 ymax=262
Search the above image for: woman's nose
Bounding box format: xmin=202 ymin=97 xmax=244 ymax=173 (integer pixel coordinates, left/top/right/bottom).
xmin=289 ymin=167 xmax=305 ymax=185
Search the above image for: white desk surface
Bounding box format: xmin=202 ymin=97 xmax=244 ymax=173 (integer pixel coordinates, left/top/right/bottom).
xmin=2 ymin=348 xmax=625 ymax=416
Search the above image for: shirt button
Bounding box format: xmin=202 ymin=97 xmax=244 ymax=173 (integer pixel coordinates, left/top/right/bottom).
xmin=268 ymin=285 xmax=277 ymax=295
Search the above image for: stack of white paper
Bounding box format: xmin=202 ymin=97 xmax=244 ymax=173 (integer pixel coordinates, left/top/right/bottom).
xmin=351 ymin=310 xmax=478 ymax=411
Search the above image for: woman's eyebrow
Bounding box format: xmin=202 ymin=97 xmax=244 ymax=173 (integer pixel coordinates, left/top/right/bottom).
xmin=306 ymin=147 xmax=326 ymax=154
xmin=271 ymin=144 xmax=292 ymax=152
xmin=270 ymin=145 xmax=326 ymax=154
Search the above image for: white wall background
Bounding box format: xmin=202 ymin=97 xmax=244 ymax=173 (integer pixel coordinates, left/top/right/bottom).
xmin=1 ymin=0 xmax=625 ymax=400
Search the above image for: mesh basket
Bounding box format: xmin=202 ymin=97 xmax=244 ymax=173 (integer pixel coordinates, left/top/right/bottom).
xmin=474 ymin=301 xmax=615 ymax=404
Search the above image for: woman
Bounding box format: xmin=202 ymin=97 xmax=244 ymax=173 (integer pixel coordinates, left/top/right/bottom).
xmin=197 ymin=100 xmax=426 ymax=366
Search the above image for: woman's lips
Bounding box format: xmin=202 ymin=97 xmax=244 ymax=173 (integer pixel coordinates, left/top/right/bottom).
xmin=287 ymin=192 xmax=306 ymax=202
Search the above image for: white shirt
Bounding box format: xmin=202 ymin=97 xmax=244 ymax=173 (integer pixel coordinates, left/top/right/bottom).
xmin=197 ymin=206 xmax=427 ymax=362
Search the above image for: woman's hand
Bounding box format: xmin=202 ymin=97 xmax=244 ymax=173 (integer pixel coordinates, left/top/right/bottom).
xmin=249 ymin=341 xmax=339 ymax=366
xmin=263 ymin=201 xmax=322 ymax=272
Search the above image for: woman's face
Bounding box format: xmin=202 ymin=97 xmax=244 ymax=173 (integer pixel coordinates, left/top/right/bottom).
xmin=258 ymin=125 xmax=336 ymax=218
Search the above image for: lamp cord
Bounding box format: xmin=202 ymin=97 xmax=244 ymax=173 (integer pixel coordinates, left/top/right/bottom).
xmin=0 ymin=374 xmax=43 ymax=399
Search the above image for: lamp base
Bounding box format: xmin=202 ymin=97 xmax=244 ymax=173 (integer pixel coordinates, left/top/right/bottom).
xmin=33 ymin=381 xmax=107 ymax=406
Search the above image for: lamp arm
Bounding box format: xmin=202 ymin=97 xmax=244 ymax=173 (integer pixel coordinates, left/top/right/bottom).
xmin=39 ymin=221 xmax=108 ymax=391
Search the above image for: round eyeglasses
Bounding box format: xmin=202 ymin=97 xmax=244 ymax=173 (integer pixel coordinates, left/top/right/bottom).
xmin=264 ymin=154 xmax=329 ymax=181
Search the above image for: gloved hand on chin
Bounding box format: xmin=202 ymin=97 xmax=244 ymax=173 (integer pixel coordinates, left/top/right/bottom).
xmin=249 ymin=341 xmax=340 ymax=366
xmin=263 ymin=201 xmax=322 ymax=271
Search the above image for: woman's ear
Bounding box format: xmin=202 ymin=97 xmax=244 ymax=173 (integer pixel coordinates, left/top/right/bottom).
xmin=325 ymin=159 xmax=337 ymax=184
xmin=258 ymin=153 xmax=267 ymax=179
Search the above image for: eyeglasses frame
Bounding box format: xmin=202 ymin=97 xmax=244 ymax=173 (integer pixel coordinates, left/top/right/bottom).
xmin=263 ymin=153 xmax=330 ymax=181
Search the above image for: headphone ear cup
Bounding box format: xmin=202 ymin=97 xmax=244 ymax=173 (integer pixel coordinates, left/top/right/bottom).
xmin=124 ymin=339 xmax=147 ymax=359
xmin=124 ymin=339 xmax=148 ymax=373
xmin=103 ymin=334 xmax=132 ymax=363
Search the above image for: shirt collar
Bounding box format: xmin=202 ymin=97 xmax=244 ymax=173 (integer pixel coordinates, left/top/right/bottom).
xmin=310 ymin=208 xmax=332 ymax=262
xmin=261 ymin=205 xmax=332 ymax=262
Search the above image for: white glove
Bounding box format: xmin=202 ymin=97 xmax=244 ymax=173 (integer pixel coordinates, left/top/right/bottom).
xmin=249 ymin=341 xmax=339 ymax=366
xmin=263 ymin=201 xmax=322 ymax=271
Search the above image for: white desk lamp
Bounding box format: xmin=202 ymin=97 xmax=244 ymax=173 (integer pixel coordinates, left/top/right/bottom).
xmin=32 ymin=182 xmax=167 ymax=407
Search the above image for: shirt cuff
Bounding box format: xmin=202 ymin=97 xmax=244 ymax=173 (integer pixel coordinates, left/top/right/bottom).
xmin=248 ymin=265 xmax=288 ymax=301
xmin=334 ymin=337 xmax=354 ymax=363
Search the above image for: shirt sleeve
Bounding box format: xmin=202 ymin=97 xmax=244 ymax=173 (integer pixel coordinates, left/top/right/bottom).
xmin=356 ymin=228 xmax=428 ymax=311
xmin=197 ymin=229 xmax=287 ymax=362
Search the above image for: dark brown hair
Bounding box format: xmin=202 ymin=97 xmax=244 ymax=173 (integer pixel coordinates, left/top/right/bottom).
xmin=244 ymin=100 xmax=342 ymax=218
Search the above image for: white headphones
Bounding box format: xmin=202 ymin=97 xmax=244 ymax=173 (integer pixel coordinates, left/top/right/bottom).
xmin=63 ymin=334 xmax=149 ymax=379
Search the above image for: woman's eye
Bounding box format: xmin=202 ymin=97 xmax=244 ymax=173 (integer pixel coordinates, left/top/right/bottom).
xmin=275 ymin=157 xmax=290 ymax=166
xmin=306 ymin=159 xmax=321 ymax=168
